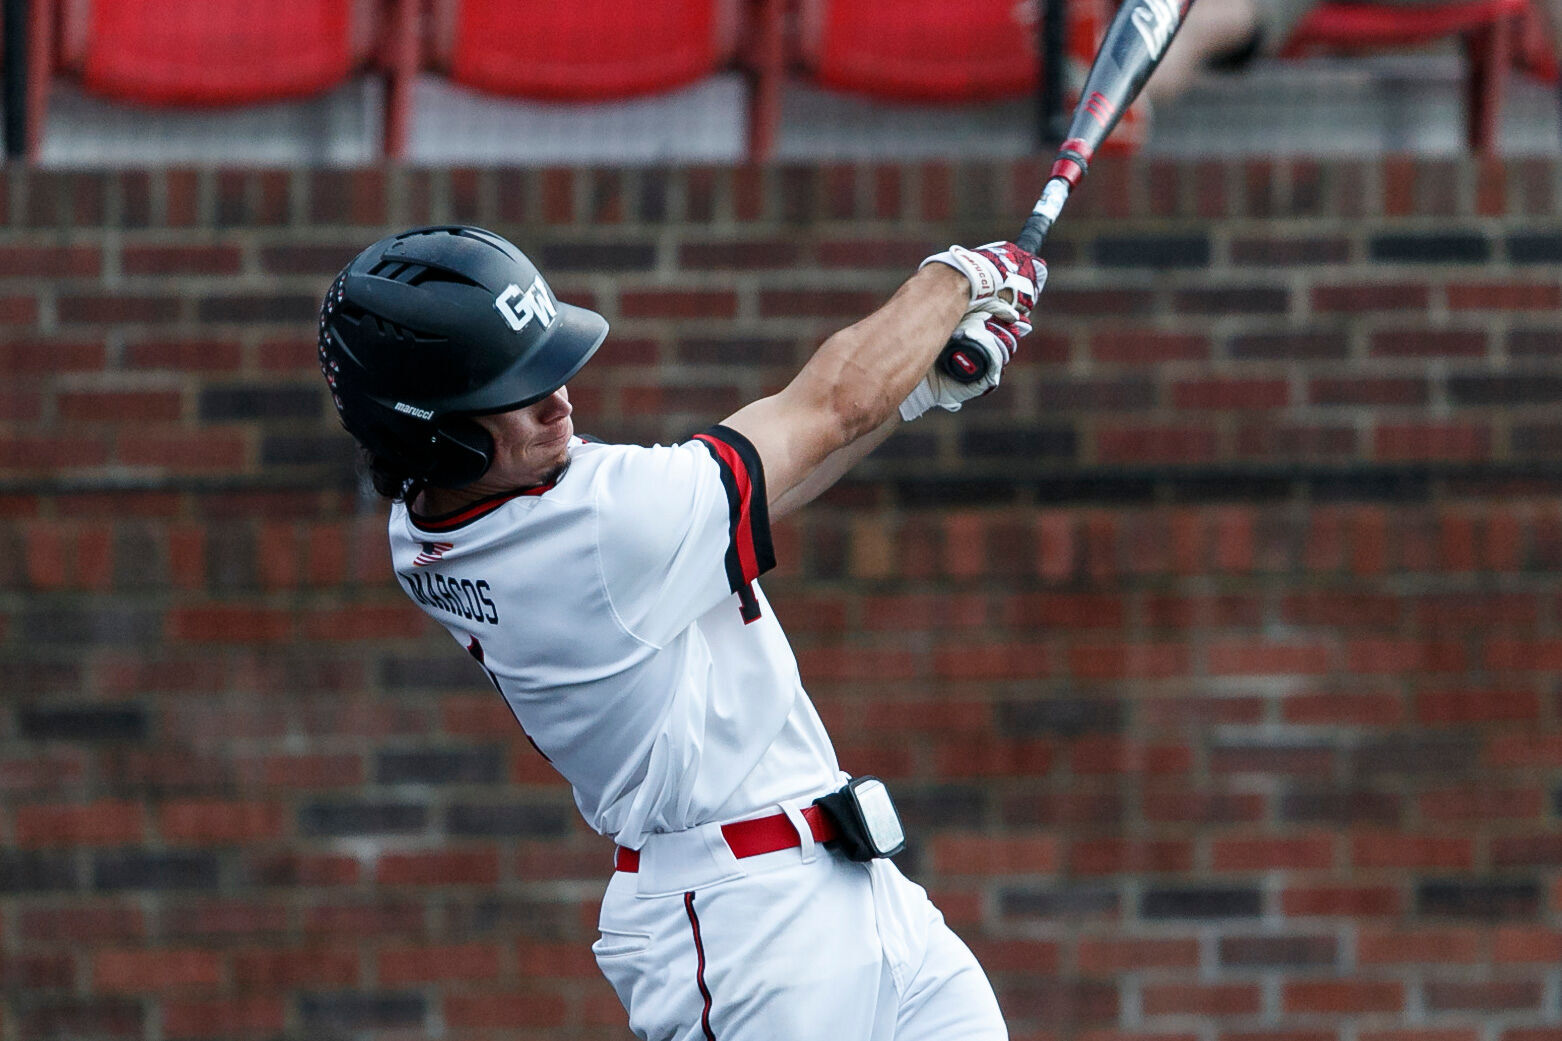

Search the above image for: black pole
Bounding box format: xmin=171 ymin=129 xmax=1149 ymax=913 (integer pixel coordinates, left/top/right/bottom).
xmin=3 ymin=0 xmax=26 ymax=158
xmin=1038 ymin=0 xmax=1067 ymax=148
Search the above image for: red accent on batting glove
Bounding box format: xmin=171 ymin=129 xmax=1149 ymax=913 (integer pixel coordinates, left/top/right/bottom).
xmin=983 ymin=316 xmax=1024 ymax=357
xmin=969 ymin=242 xmax=1043 ymax=317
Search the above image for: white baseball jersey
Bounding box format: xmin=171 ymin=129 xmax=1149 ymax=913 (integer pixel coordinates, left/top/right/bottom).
xmin=388 ymin=424 xmax=1008 ymax=1040
xmin=387 ymin=426 xmax=841 ymax=849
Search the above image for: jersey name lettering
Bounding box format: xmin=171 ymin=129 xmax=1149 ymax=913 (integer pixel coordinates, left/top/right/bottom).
xmin=402 ymin=572 xmax=500 ymax=625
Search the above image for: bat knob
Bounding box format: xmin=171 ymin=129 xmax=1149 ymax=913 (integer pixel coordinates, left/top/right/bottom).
xmin=937 ymin=335 xmax=990 ymax=384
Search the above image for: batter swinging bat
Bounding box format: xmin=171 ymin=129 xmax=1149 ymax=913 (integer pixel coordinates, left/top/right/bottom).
xmin=937 ymin=0 xmax=1196 ymax=383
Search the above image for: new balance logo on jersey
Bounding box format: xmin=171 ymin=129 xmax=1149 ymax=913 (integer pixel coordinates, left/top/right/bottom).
xmin=495 ymin=276 xmax=558 ymax=334
xmin=413 ymin=541 xmax=454 ymax=567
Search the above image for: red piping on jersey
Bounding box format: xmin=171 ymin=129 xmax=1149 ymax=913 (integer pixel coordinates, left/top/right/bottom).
xmin=684 ymin=892 xmax=717 ymax=1041
xmin=408 ymin=482 xmax=555 ymax=532
xmin=692 ymin=433 xmax=759 ymax=583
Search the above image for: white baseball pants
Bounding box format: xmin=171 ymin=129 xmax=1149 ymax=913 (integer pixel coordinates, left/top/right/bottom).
xmin=593 ymin=807 xmax=1007 ymax=1040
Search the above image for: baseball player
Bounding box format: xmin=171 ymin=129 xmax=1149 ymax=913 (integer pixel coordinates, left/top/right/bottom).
xmin=316 ymin=225 xmax=1044 ymax=1040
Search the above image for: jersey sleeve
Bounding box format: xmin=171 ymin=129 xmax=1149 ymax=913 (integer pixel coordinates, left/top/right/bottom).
xmin=595 ymin=424 xmax=775 ymax=647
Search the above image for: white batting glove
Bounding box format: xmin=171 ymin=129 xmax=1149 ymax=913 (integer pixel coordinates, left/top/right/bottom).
xmin=899 ymin=312 xmax=1026 ymax=422
xmin=920 ymin=241 xmax=1045 ymax=324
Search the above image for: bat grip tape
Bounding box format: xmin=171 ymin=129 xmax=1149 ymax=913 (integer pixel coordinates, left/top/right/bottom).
xmin=1016 ymin=212 xmax=1051 ymax=254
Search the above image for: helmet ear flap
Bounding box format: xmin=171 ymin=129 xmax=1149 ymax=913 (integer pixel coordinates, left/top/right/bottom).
xmin=427 ymin=417 xmax=495 ymax=489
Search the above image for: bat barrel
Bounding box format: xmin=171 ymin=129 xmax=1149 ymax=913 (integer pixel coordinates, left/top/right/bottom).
xmin=935 ymin=0 xmax=1196 ymax=388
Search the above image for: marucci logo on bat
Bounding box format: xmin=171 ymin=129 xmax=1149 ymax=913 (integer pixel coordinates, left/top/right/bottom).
xmin=1130 ymin=0 xmax=1180 ymax=59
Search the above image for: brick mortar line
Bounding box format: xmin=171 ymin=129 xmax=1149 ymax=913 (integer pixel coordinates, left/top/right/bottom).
xmin=2 ymin=160 xmax=1561 ymax=226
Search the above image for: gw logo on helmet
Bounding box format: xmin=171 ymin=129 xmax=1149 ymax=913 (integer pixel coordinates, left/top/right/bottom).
xmin=495 ymin=275 xmax=558 ymax=334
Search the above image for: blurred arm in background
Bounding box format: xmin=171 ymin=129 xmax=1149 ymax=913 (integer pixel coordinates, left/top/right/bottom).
xmin=1143 ymin=0 xmax=1561 ymax=109
xmin=1144 ymin=0 xmax=1268 ymax=102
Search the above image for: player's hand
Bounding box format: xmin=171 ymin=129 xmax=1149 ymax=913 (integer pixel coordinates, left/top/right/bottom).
xmin=900 ymin=310 xmax=1029 ymax=421
xmin=920 ymin=241 xmax=1045 ymax=324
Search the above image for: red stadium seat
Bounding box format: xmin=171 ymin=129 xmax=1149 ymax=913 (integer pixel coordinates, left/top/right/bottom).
xmin=1282 ymin=0 xmax=1556 ymax=152
xmin=424 ymin=0 xmax=781 ymax=158
xmin=793 ymin=0 xmax=1145 ymax=152
xmin=428 ymin=0 xmax=742 ymax=100
xmin=798 ymin=0 xmax=1037 ymax=102
xmin=25 ymin=0 xmax=416 ymax=159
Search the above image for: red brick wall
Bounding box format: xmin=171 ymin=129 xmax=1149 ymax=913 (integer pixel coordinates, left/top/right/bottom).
xmin=3 ymin=158 xmax=1562 ymax=1040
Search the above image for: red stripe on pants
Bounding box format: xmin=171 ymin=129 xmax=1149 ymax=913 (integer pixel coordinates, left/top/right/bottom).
xmin=684 ymin=891 xmax=716 ymax=1040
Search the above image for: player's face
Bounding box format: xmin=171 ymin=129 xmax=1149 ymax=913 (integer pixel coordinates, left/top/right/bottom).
xmin=474 ymin=386 xmax=574 ymax=489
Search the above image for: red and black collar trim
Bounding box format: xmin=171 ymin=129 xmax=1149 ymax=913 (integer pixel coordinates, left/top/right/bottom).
xmin=409 ymin=481 xmax=555 ymax=532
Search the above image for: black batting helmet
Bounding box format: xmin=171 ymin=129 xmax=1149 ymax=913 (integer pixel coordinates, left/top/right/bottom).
xmin=318 ymin=225 xmax=608 ymax=489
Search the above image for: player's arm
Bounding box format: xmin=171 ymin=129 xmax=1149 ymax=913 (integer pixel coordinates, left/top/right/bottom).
xmin=769 ymin=414 xmax=899 ymax=519
xmin=722 ymin=244 xmax=1043 ymax=516
xmin=722 ymin=266 xmax=961 ymax=516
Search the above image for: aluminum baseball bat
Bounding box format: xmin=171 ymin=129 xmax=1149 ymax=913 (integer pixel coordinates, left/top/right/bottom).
xmin=936 ymin=0 xmax=1196 ymax=383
